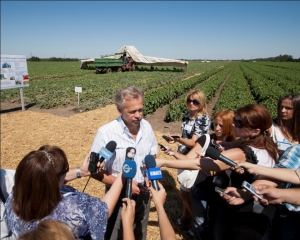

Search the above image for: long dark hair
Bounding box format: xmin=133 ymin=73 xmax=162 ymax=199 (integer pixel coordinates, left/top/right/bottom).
xmin=13 ymin=145 xmax=69 ymax=221
xmin=277 ymin=94 xmax=300 ymax=142
xmin=236 ymin=104 xmax=279 ymax=163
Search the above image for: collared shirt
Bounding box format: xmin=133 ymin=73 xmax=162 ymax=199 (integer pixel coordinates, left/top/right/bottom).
xmin=5 ymin=185 xmax=108 ymax=240
xmin=274 ymin=144 xmax=300 ymax=212
xmin=90 ymin=116 xmax=158 ymax=184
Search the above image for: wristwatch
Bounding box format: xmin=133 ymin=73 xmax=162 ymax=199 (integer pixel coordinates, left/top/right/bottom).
xmin=76 ymin=167 xmax=81 ymax=178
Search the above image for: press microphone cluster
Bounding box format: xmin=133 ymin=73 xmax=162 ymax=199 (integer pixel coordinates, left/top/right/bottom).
xmin=144 ymin=155 xmax=163 ymax=191
xmin=205 ymin=146 xmax=245 ymax=171
xmin=88 ymin=141 xmax=117 ymax=173
xmin=123 ymin=147 xmax=137 ymax=199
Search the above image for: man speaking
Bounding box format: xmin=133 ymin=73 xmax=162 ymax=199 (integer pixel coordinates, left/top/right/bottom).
xmin=90 ymin=86 xmax=158 ymax=240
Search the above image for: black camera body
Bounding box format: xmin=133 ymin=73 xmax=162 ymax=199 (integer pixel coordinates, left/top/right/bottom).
xmin=88 ymin=152 xmax=100 ymax=173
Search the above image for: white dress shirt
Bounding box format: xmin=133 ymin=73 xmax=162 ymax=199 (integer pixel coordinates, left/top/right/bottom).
xmin=90 ymin=116 xmax=158 ymax=184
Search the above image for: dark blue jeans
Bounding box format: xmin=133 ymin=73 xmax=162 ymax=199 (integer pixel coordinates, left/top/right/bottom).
xmin=189 ymin=185 xmax=208 ymax=240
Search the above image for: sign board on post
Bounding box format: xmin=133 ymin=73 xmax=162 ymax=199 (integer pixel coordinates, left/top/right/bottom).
xmin=1 ymin=55 xmax=29 ymax=110
xmin=75 ymin=87 xmax=82 ymax=106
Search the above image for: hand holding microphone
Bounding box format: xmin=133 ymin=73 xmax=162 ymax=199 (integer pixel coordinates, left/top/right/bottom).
xmin=123 ymin=147 xmax=137 ymax=199
xmin=145 ymin=155 xmax=163 ymax=191
xmin=205 ymin=146 xmax=246 ymax=172
xmin=88 ymin=141 xmax=117 ymax=173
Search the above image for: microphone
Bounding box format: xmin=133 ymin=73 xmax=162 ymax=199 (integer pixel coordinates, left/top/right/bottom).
xmin=88 ymin=141 xmax=117 ymax=173
xmin=123 ymin=147 xmax=136 ymax=198
xmin=205 ymin=146 xmax=246 ymax=171
xmin=205 ymin=146 xmax=237 ymax=167
xmin=144 ymin=155 xmax=163 ymax=191
xmin=99 ymin=141 xmax=117 ymax=163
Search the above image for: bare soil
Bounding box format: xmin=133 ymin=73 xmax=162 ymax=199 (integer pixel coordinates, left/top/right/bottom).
xmin=0 ymin=74 xmax=229 ymax=239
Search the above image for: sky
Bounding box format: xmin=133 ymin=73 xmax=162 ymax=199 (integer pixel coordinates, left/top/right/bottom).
xmin=1 ymin=1 xmax=300 ymax=60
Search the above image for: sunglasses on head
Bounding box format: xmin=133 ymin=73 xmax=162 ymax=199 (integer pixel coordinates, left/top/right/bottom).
xmin=187 ymin=99 xmax=199 ymax=105
xmin=233 ymin=117 xmax=244 ymax=128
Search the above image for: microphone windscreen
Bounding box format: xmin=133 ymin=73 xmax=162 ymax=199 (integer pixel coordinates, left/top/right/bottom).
xmin=125 ymin=147 xmax=136 ymax=160
xmin=122 ymin=160 xmax=137 ymax=178
xmin=144 ymin=155 xmax=156 ymax=169
xmin=197 ymin=134 xmax=207 ymax=147
xmin=205 ymin=146 xmax=221 ymax=159
xmin=106 ymin=141 xmax=117 ymax=152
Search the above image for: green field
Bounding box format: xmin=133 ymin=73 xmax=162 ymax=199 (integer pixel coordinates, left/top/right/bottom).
xmin=1 ymin=61 xmax=300 ymax=119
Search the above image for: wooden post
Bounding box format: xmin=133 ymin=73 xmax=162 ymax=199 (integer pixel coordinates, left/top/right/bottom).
xmin=20 ymin=88 xmax=25 ymax=110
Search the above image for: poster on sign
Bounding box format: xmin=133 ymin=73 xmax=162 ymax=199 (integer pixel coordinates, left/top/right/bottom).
xmin=1 ymin=55 xmax=29 ymax=90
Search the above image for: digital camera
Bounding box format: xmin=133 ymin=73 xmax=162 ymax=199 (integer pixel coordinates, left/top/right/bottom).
xmin=88 ymin=152 xmax=100 ymax=173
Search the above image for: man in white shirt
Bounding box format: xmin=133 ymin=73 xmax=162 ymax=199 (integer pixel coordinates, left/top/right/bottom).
xmin=90 ymin=86 xmax=158 ymax=240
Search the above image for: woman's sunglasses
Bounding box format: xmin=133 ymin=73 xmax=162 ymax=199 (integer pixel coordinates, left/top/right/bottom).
xmin=58 ymin=166 xmax=69 ymax=178
xmin=233 ymin=117 xmax=244 ymax=128
xmin=187 ymin=99 xmax=199 ymax=105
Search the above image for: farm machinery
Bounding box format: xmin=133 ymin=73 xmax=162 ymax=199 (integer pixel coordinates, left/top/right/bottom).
xmin=94 ymin=52 xmax=135 ymax=74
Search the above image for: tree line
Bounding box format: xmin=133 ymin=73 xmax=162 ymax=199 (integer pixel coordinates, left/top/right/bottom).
xmin=252 ymin=54 xmax=299 ymax=62
xmin=27 ymin=56 xmax=79 ymax=62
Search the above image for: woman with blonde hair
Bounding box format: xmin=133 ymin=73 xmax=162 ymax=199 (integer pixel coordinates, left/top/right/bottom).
xmin=5 ymin=145 xmax=124 ymax=240
xmin=158 ymin=104 xmax=279 ymax=240
xmin=164 ymin=109 xmax=236 ymax=239
xmin=165 ymin=90 xmax=211 ymax=231
xmin=18 ymin=219 xmax=74 ymax=240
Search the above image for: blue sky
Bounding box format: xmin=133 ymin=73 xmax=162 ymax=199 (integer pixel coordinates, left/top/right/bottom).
xmin=1 ymin=1 xmax=300 ymax=60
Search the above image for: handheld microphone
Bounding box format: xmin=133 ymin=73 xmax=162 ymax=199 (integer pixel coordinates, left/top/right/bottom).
xmin=205 ymin=146 xmax=245 ymax=171
xmin=205 ymin=146 xmax=237 ymax=167
xmin=124 ymin=147 xmax=136 ymax=198
xmin=99 ymin=141 xmax=117 ymax=163
xmin=144 ymin=155 xmax=163 ymax=191
xmin=88 ymin=141 xmax=117 ymax=173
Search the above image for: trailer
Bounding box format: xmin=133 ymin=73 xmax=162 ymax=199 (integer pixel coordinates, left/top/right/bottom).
xmin=80 ymin=46 xmax=188 ymax=73
xmin=94 ymin=54 xmax=135 ymax=74
xmin=80 ymin=52 xmax=135 ymax=74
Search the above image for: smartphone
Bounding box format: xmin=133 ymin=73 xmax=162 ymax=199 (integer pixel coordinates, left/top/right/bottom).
xmin=158 ymin=143 xmax=168 ymax=151
xmin=211 ymin=140 xmax=224 ymax=150
xmin=215 ymin=186 xmax=233 ymax=197
xmin=162 ymin=135 xmax=170 ymax=142
xmin=170 ymin=135 xmax=180 ymax=139
xmin=241 ymin=181 xmax=263 ymax=200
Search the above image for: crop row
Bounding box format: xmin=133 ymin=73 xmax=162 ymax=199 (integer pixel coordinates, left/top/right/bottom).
xmin=239 ymin=63 xmax=297 ymax=117
xmin=1 ymin=61 xmax=228 ymax=110
xmin=164 ymin=65 xmax=233 ymax=122
xmin=214 ymin=63 xmax=255 ymax=112
xmin=143 ymin=67 xmax=225 ymax=116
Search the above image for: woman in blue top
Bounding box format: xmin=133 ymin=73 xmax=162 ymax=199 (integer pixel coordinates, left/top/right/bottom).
xmin=5 ymin=145 xmax=124 ymax=240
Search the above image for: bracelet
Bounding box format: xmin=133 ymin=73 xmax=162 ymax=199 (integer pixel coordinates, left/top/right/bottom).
xmin=76 ymin=167 xmax=81 ymax=178
xmin=294 ymin=170 xmax=300 ymax=181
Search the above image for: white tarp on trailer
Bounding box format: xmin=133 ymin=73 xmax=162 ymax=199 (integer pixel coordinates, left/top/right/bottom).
xmin=118 ymin=46 xmax=188 ymax=67
xmin=80 ymin=46 xmax=188 ymax=68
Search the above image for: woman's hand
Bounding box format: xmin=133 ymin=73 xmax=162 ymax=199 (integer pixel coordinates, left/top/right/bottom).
xmin=221 ymin=187 xmax=252 ymax=205
xmin=163 ymin=147 xmax=175 ymax=156
xmin=149 ymin=182 xmax=167 ymax=207
xmin=230 ymin=161 xmax=259 ymax=175
xmin=167 ymin=134 xmax=176 ymax=144
xmin=121 ymin=198 xmax=136 ymax=225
